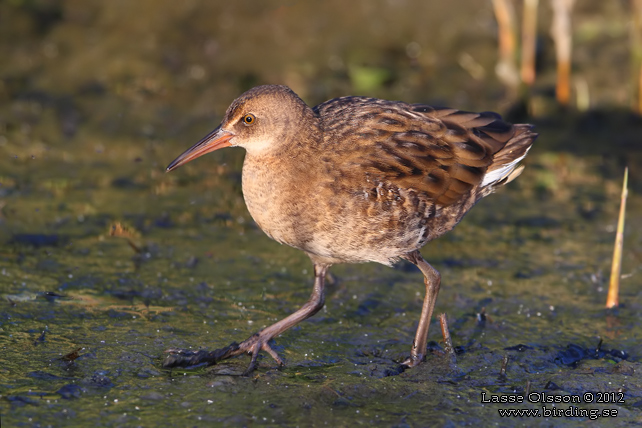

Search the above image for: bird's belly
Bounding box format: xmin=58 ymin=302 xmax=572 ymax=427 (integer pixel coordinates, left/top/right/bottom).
xmin=243 ymin=186 xmax=419 ymax=265
xmin=242 ymin=160 xmax=469 ymax=266
xmin=305 ymin=182 xmax=476 ymax=265
xmin=302 ymin=183 xmax=438 ymax=264
xmin=309 ymin=208 xmax=426 ymax=265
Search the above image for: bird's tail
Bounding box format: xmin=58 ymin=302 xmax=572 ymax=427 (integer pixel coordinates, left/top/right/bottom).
xmin=481 ymin=124 xmax=537 ymax=190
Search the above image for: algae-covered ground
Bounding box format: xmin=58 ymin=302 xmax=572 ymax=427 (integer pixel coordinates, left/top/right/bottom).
xmin=1 ymin=1 xmax=642 ymax=426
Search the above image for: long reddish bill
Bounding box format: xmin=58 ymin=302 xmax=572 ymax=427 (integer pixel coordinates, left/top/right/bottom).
xmin=166 ymin=127 xmax=234 ymax=172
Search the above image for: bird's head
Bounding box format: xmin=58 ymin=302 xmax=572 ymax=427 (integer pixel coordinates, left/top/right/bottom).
xmin=167 ymin=85 xmax=315 ymax=172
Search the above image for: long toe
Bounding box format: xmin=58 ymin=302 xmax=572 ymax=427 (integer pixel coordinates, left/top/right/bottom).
xmin=261 ymin=341 xmax=285 ymax=366
xmin=237 ymin=332 xmax=285 ymax=374
xmin=402 ymin=355 xmax=424 ymax=368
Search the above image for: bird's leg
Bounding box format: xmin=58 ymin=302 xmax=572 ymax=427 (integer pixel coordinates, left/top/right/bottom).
xmin=401 ymin=250 xmax=441 ymax=367
xmin=235 ymin=262 xmax=329 ymax=374
xmin=163 ymin=263 xmax=330 ymax=374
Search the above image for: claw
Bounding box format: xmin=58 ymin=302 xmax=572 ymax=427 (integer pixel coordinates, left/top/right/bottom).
xmin=401 ymin=354 xmax=424 ymax=368
xmin=261 ymin=341 xmax=285 ymax=366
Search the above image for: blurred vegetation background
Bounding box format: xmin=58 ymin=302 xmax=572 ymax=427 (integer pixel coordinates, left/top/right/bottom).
xmin=0 ymin=0 xmax=640 ymax=162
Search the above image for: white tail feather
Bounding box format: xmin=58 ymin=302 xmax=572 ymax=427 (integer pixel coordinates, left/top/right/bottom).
xmin=481 ymin=147 xmax=531 ymax=187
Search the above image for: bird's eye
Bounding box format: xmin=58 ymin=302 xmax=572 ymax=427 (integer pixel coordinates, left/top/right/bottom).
xmin=243 ymin=114 xmax=256 ymax=125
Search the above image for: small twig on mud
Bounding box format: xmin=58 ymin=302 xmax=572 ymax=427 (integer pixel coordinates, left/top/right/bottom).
xmin=322 ymin=385 xmax=342 ymax=398
xmin=499 ymin=354 xmax=509 ymax=377
xmin=109 ymin=222 xmax=142 ymax=253
xmin=439 ymin=313 xmax=456 ymax=362
xmin=606 ymin=167 xmax=628 ymax=309
xmin=34 ymin=330 xmax=46 ymax=345
xmin=61 ymin=347 xmax=83 ymax=362
xmin=476 ymin=307 xmax=487 ymax=327
xmin=595 ymin=337 xmax=603 ymax=356
xmin=525 ymin=379 xmax=532 ymax=396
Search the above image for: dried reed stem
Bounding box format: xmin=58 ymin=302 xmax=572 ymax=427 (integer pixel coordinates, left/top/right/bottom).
xmin=521 ymin=0 xmax=539 ymax=86
xmin=633 ymin=0 xmax=642 ymax=114
xmin=550 ymin=0 xmax=575 ymax=106
xmin=492 ymin=0 xmax=520 ymax=90
xmin=606 ymin=168 xmax=628 ymax=309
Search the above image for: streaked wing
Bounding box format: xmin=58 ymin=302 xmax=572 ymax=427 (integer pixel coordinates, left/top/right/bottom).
xmin=315 ymin=97 xmax=517 ymax=206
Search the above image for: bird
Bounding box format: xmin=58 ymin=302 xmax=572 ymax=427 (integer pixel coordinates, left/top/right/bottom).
xmin=163 ymin=84 xmax=537 ymax=374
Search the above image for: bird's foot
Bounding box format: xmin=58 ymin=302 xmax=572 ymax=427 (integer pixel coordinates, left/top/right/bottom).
xmin=161 ymin=331 xmax=284 ymax=375
xmin=236 ymin=332 xmax=285 ymax=375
